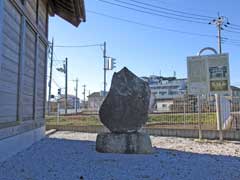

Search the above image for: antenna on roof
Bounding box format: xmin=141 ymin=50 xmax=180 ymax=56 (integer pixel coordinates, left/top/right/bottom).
xmin=174 ymin=71 xmax=176 ymax=77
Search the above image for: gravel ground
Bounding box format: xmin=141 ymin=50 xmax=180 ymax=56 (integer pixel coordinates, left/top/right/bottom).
xmin=0 ymin=131 xmax=240 ymax=180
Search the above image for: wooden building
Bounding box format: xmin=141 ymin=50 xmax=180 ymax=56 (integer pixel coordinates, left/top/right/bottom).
xmin=0 ymin=0 xmax=85 ymax=162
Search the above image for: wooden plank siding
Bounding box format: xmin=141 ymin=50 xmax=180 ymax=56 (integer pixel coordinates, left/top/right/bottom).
xmin=26 ymin=0 xmax=37 ymax=23
xmin=22 ymin=23 xmax=36 ymax=121
xmin=0 ymin=0 xmax=49 ymax=128
xmin=38 ymin=0 xmax=48 ymax=36
xmin=36 ymin=39 xmax=47 ymax=120
xmin=34 ymin=35 xmax=39 ymax=120
xmin=0 ymin=0 xmax=21 ymax=123
xmin=0 ymin=0 xmax=3 ymax=71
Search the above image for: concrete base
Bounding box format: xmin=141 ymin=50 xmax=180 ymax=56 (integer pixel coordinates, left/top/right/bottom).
xmin=0 ymin=126 xmax=45 ymax=162
xmin=96 ymin=132 xmax=153 ymax=154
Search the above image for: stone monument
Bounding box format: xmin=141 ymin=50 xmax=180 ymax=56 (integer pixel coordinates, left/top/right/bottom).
xmin=96 ymin=67 xmax=153 ymax=154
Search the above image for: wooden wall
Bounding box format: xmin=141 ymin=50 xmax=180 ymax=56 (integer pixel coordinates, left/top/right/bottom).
xmin=38 ymin=0 xmax=47 ymax=35
xmin=0 ymin=0 xmax=21 ymax=123
xmin=36 ymin=39 xmax=47 ymax=120
xmin=22 ymin=24 xmax=35 ymax=121
xmin=0 ymin=0 xmax=48 ymax=127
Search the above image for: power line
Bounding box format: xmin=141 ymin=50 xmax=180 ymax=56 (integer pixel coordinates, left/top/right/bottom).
xmin=54 ymin=44 xmax=103 ymax=48
xmin=114 ymin=0 xmax=210 ymax=21
xmin=229 ymin=23 xmax=240 ymax=28
xmin=222 ymin=41 xmax=240 ymax=47
xmin=127 ymin=0 xmax=214 ymax=19
xmin=146 ymin=0 xmax=169 ymax=4
xmin=52 ymin=59 xmax=66 ymax=62
xmin=53 ymin=51 xmax=58 ymax=60
xmin=52 ymin=78 xmax=62 ymax=88
xmin=88 ymin=10 xmax=240 ymax=48
xmin=224 ymin=29 xmax=240 ymax=34
xmin=227 ymin=38 xmax=240 ymax=43
xmin=98 ymin=0 xmax=240 ymax=39
xmin=222 ymin=37 xmax=240 ymax=44
xmin=98 ymin=0 xmax=208 ymax=25
xmin=227 ymin=26 xmax=240 ymax=31
xmin=87 ymin=10 xmax=215 ymax=38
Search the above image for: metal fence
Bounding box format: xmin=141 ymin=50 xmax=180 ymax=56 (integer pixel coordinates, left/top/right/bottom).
xmin=231 ymin=96 xmax=240 ymax=130
xmin=148 ymin=95 xmax=240 ymax=131
xmin=46 ymin=95 xmax=240 ymax=137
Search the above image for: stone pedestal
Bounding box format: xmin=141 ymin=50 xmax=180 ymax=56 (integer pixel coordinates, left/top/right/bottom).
xmin=96 ymin=132 xmax=153 ymax=154
xmin=97 ymin=68 xmax=153 ymax=154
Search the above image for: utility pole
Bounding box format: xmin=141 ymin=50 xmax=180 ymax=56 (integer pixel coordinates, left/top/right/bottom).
xmin=74 ymin=78 xmax=78 ymax=114
xmin=102 ymin=42 xmax=116 ymax=96
xmin=64 ymin=58 xmax=68 ymax=115
xmin=217 ymin=22 xmax=222 ymax=54
xmin=83 ymin=84 xmax=86 ymax=108
xmin=48 ymin=38 xmax=54 ymax=115
xmin=209 ymin=14 xmax=229 ymax=54
xmin=103 ymin=41 xmax=107 ymax=96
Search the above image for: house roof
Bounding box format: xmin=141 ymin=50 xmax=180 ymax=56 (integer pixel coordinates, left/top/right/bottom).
xmin=88 ymin=92 xmax=101 ymax=98
xmin=59 ymin=94 xmax=79 ymax=100
xmin=231 ymin=86 xmax=240 ymax=91
xmin=88 ymin=91 xmax=109 ymax=98
xmin=49 ymin=0 xmax=86 ymax=27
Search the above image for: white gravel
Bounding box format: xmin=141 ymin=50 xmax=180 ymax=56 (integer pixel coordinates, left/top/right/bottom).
xmin=0 ymin=131 xmax=240 ymax=180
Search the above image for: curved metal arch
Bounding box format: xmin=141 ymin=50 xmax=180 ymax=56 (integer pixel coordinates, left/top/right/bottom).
xmin=197 ymin=47 xmax=218 ymax=56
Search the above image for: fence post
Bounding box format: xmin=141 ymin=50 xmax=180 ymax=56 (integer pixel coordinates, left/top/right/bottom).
xmin=197 ymin=95 xmax=202 ymax=140
xmin=57 ymin=101 xmax=60 ymax=125
xmin=215 ymin=94 xmax=223 ymax=141
xmin=183 ymin=98 xmax=186 ymax=126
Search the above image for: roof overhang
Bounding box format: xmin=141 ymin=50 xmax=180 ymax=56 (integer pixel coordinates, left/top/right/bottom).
xmin=49 ymin=0 xmax=86 ymax=27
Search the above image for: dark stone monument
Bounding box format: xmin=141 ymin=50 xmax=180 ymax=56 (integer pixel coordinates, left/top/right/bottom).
xmin=96 ymin=67 xmax=153 ymax=154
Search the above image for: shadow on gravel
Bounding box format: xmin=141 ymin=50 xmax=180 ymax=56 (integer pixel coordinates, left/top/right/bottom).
xmin=0 ymin=137 xmax=240 ymax=180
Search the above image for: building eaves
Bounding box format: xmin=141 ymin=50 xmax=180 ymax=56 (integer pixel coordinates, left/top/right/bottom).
xmin=49 ymin=0 xmax=86 ymax=27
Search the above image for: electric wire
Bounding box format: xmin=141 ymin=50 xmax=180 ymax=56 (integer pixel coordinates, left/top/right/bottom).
xmin=99 ymin=0 xmax=240 ymax=37
xmin=125 ymin=0 xmax=213 ymax=19
xmin=87 ymin=10 xmax=216 ymax=38
xmin=87 ymin=10 xmax=240 ymax=48
xmin=98 ymin=0 xmax=208 ymax=25
xmin=113 ymin=0 xmax=210 ymax=21
xmin=224 ymin=29 xmax=240 ymax=34
xmin=54 ymin=44 xmax=103 ymax=48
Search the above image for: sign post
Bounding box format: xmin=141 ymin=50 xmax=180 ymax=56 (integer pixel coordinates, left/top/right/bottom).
xmin=187 ymin=53 xmax=230 ymax=96
xmin=187 ymin=50 xmax=231 ymax=141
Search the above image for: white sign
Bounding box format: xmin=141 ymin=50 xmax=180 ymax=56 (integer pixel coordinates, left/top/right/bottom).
xmin=187 ymin=53 xmax=230 ymax=95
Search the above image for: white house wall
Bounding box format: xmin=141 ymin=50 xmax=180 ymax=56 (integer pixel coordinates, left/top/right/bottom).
xmin=156 ymin=100 xmax=173 ymax=113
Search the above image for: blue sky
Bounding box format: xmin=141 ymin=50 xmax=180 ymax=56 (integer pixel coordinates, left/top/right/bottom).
xmin=49 ymin=0 xmax=240 ymax=99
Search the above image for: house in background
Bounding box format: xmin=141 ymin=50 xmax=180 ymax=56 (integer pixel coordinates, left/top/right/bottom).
xmin=142 ymin=75 xmax=187 ymax=112
xmin=0 ymin=0 xmax=85 ymax=162
xmin=88 ymin=91 xmax=106 ymax=111
xmin=58 ymin=94 xmax=80 ymax=109
xmin=230 ymin=86 xmax=240 ymax=98
xmin=47 ymin=94 xmax=80 ymax=113
xmin=230 ymin=86 xmax=240 ymax=112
